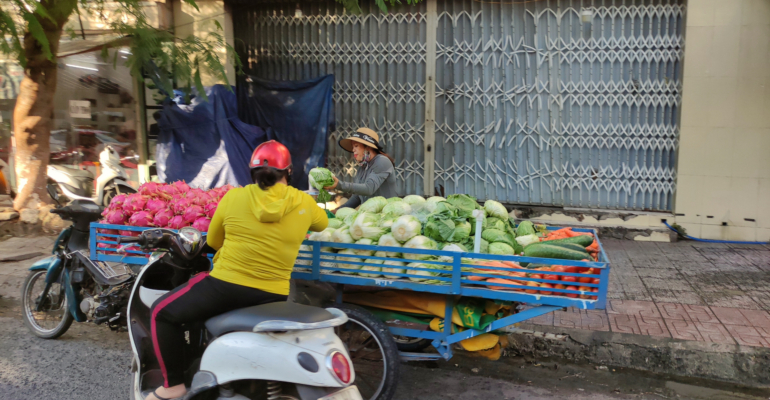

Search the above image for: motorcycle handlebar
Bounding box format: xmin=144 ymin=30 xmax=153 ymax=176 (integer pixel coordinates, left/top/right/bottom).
xmin=117 ymin=236 xmax=142 ymax=244
xmin=50 ymin=208 xmax=64 ymax=215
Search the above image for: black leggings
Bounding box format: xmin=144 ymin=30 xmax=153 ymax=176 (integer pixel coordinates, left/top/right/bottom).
xmin=150 ymin=272 xmax=287 ymax=387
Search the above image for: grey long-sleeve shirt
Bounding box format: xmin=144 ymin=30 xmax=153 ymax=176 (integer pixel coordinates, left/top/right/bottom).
xmin=338 ymin=154 xmax=398 ymax=209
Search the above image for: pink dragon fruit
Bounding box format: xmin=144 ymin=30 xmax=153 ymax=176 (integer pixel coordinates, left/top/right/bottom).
xmin=157 ymin=184 xmax=179 ymax=198
xmin=204 ymin=202 xmax=218 ymax=219
xmin=119 ymin=230 xmax=140 ymax=237
xmin=192 ymin=217 xmax=211 ymax=232
xmin=183 ymin=205 xmax=204 ymax=224
xmin=139 ymin=182 xmax=162 ymax=197
xmin=146 ymin=198 xmax=169 ymax=214
xmin=172 ymin=197 xmax=193 ymax=215
xmin=153 ymin=208 xmax=174 ymax=227
xmin=190 ymin=190 xmax=211 ymax=206
xmin=167 ymin=215 xmax=187 ymax=230
xmin=97 ymin=241 xmax=116 ymax=254
xmin=97 ymin=229 xmax=120 ymax=236
xmin=172 ymin=180 xmax=191 ymax=193
xmin=104 ymin=209 xmax=129 ymax=225
xmin=123 ymin=193 xmax=148 ymax=213
xmin=129 ymin=211 xmax=155 ymax=227
xmin=109 ymin=194 xmax=128 ymax=209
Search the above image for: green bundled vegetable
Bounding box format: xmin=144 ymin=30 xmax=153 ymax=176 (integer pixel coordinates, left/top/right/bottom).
xmin=447 ymin=194 xmax=478 ymax=219
xmin=484 ymin=200 xmax=508 ymax=220
xmin=349 ymin=213 xmax=385 ymax=241
xmin=516 ymin=220 xmax=535 ymax=236
xmin=485 ymin=217 xmax=507 ymax=232
xmin=391 ymin=215 xmax=422 ymax=242
xmin=308 ymin=168 xmax=335 ymax=203
xmin=481 ymin=229 xmax=515 ymax=247
xmin=335 ymin=207 xmax=356 ymax=221
xmin=375 ymin=233 xmax=402 ymax=258
xmin=327 ymin=219 xmax=343 ymax=229
xmin=359 ymin=196 xmax=387 ymax=213
xmin=402 ymin=235 xmax=438 ymax=260
xmin=489 ymin=242 xmax=515 ymax=255
xmin=403 ymin=195 xmax=426 ymax=205
xmin=382 ymin=201 xmax=412 ymax=217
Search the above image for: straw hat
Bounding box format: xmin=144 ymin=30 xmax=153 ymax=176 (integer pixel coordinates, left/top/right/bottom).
xmin=339 ymin=128 xmax=381 ymax=153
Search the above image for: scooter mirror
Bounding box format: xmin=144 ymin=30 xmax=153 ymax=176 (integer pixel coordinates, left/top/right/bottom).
xmin=47 ymin=184 xmax=62 ymax=206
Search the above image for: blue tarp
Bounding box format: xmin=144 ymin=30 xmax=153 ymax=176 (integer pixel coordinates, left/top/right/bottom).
xmin=155 ymin=85 xmax=272 ymax=188
xmin=155 ymin=75 xmax=335 ymax=191
xmin=237 ymin=74 xmax=335 ymax=191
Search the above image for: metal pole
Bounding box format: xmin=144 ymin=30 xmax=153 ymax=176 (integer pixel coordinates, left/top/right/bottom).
xmin=132 ymin=74 xmax=149 ymax=178
xmin=422 ymin=0 xmax=438 ymax=196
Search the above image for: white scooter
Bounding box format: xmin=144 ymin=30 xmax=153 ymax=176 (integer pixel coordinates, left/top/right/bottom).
xmin=118 ymin=228 xmax=363 ymax=400
xmin=47 ymin=145 xmax=136 ymax=207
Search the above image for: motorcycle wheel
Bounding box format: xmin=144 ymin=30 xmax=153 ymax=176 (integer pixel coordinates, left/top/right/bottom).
xmin=393 ymin=336 xmax=432 ymax=352
xmin=21 ymin=270 xmax=74 ymax=339
xmin=334 ymin=303 xmax=400 ymax=400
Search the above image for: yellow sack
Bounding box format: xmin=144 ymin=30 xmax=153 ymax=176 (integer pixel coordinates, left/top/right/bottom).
xmin=429 ymin=317 xmax=500 ymax=352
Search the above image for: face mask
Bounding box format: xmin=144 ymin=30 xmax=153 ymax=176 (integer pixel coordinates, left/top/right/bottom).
xmin=356 ymin=150 xmax=371 ymax=166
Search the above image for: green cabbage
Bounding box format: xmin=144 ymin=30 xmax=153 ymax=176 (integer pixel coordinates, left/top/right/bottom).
xmin=387 ymin=197 xmax=402 ymax=203
xmin=379 ymin=215 xmax=398 ymax=230
xmin=447 ymin=194 xmax=478 ymax=218
xmin=424 ymin=213 xmax=457 ymax=242
xmin=382 ymin=201 xmax=412 ymax=217
xmin=381 ymin=260 xmax=406 ymax=277
xmin=331 ymin=227 xmax=355 ymax=248
xmin=402 ymin=235 xmax=438 ymax=260
xmin=359 ymin=196 xmax=387 ymax=213
xmin=335 ymin=207 xmax=356 ymax=221
xmin=391 ymin=215 xmax=422 ymax=243
xmin=481 ymin=229 xmax=515 ymax=247
xmin=296 ymin=245 xmax=312 ymax=266
xmin=485 ymin=217 xmax=507 ymax=232
xmin=376 ymin=233 xmax=402 ymax=257
xmin=349 ymin=212 xmax=385 ymax=241
xmin=308 ymin=229 xmax=333 ymax=242
xmin=327 ymin=219 xmax=343 ymax=229
xmin=403 ymin=195 xmax=426 ymax=205
xmin=353 ymin=238 xmax=376 ymax=256
xmin=335 ymin=249 xmax=362 ymax=274
xmin=426 ymin=196 xmax=446 ymax=203
xmin=451 ymin=220 xmax=472 ymax=242
xmin=406 ymin=262 xmax=444 ymax=282
xmin=308 ymin=168 xmax=335 ymax=203
xmin=462 ymin=237 xmax=489 ymax=254
xmin=438 ymin=243 xmax=468 ymax=263
xmin=516 ymin=220 xmax=536 ymax=236
xmin=359 ymin=258 xmax=383 ymax=278
xmin=515 ymin=234 xmax=540 ymax=248
xmin=489 ymin=242 xmax=515 ymax=255
xmin=484 ymin=200 xmax=508 ymax=220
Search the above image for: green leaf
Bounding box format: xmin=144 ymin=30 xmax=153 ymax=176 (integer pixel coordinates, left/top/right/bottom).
xmin=23 ymin=14 xmax=52 ymax=60
xmin=182 ymin=0 xmax=200 ymax=12
xmin=214 ymin=20 xmax=223 ymax=31
xmin=112 ymin=48 xmax=119 ymax=69
xmin=34 ymin=3 xmax=56 ymax=24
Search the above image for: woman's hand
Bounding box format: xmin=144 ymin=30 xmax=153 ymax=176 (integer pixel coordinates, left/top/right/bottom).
xmin=324 ymin=176 xmax=339 ymax=191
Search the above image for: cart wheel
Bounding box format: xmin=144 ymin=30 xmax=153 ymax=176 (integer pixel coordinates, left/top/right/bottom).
xmin=334 ymin=303 xmax=400 ymax=400
xmin=393 ymin=336 xmax=432 ymax=352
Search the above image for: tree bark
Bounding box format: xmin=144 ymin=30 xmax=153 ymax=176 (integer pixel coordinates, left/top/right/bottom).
xmin=12 ymin=10 xmax=68 ymax=211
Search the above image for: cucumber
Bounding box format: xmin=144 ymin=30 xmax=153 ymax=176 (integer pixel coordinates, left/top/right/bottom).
xmin=523 ymin=244 xmax=591 ymax=261
xmin=538 ymin=235 xmax=594 ymax=247
xmin=516 ymin=221 xmax=535 ymax=237
xmin=528 ymin=242 xmax=587 ymax=252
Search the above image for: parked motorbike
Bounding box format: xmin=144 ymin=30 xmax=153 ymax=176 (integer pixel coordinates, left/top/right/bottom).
xmin=47 ymin=145 xmax=136 ymax=207
xmin=21 ymin=200 xmax=136 ymax=339
xmin=119 ymin=228 xmax=363 ymax=400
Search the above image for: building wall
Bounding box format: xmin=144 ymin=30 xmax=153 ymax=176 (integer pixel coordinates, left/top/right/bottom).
xmin=675 ymin=0 xmax=770 ymax=242
xmin=172 ymin=0 xmax=235 ymax=86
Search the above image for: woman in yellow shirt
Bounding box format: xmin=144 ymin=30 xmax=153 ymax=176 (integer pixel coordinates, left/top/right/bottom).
xmin=146 ymin=141 xmax=328 ymax=400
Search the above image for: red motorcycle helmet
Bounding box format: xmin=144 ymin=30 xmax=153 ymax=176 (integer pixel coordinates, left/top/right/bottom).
xmin=249 ymin=140 xmax=292 ymax=171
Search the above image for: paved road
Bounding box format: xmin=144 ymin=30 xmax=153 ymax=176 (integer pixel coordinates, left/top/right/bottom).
xmin=1 ymin=299 xmax=766 ymax=400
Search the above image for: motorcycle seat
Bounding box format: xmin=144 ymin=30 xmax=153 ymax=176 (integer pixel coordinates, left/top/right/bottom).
xmin=205 ymin=302 xmax=335 ymax=337
xmin=49 ymin=164 xmax=94 ymax=179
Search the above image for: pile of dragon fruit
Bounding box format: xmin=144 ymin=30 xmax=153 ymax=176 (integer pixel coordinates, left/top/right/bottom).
xmin=99 ymin=181 xmax=236 ymax=234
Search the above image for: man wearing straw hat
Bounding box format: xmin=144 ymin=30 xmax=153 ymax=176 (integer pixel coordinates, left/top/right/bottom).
xmin=325 ymin=127 xmax=398 ymax=210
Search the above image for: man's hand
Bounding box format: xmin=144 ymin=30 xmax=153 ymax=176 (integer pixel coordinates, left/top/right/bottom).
xmin=324 ymin=176 xmax=339 ymax=191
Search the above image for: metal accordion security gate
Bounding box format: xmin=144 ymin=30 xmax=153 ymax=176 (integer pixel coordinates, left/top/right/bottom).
xmin=232 ymin=0 xmax=685 ymax=211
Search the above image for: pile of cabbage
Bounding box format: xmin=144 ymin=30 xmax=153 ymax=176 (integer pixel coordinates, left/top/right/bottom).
xmin=297 ymin=194 xmax=536 ymax=283
xmin=95 ymin=181 xmax=236 ymax=254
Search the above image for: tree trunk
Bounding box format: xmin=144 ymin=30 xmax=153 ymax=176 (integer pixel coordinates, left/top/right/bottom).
xmin=12 ymin=13 xmax=66 ymax=211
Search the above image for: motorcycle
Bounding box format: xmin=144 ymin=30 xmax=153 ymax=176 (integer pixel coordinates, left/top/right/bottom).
xmin=119 ymin=228 xmax=364 ymax=400
xmin=21 ymin=199 xmax=136 ymax=339
xmin=47 ymin=145 xmax=136 ymax=207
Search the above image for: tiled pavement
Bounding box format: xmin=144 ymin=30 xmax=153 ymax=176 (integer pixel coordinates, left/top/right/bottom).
xmin=526 ymin=239 xmax=770 ymax=348
xmin=2 ymin=235 xmax=770 ymax=348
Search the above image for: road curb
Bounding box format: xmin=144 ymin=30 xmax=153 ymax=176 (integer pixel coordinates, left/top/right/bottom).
xmin=505 ymin=324 xmax=770 ymax=388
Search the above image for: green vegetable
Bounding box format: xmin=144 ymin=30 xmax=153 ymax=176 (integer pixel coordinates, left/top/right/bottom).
xmin=516 ymin=221 xmax=536 ymax=237
xmin=296 ymin=245 xmax=312 ymax=266
xmin=403 ymin=195 xmax=426 ymax=205
xmin=523 ymin=244 xmax=591 ymax=260
xmin=349 ymin=213 xmax=385 ymax=241
xmin=376 ymin=233 xmax=402 ymax=258
xmin=308 ymin=229 xmax=334 ymax=243
xmin=382 ymin=260 xmax=406 ymax=277
xmin=402 ymin=235 xmax=438 ymax=260
xmin=382 ymin=201 xmax=412 ymax=217
xmin=327 ymin=219 xmax=343 ymax=229
xmin=485 ymin=217 xmax=506 ymax=232
xmin=391 ymin=215 xmax=423 ymax=243
xmin=387 ymin=197 xmax=402 ymax=203
xmin=515 ymin=233 xmax=540 ymax=248
xmin=353 ymin=239 xmax=376 ymax=256
xmin=438 ymin=243 xmax=468 ymax=263
xmin=529 ymin=242 xmax=587 ymax=252
xmin=446 ymin=194 xmax=477 ymax=218
xmin=489 ymin=242 xmax=515 ymax=255
xmin=406 ymin=262 xmax=444 ymax=282
xmin=359 ymin=258 xmax=384 ymax=278
xmin=308 ymin=168 xmax=336 ymax=203
xmin=538 ymin=235 xmax=594 ymax=247
xmin=335 ymin=249 xmax=362 ymax=274
xmin=359 ymin=196 xmax=387 ymax=213
xmin=335 ymin=207 xmax=356 ymax=221
xmin=484 ymin=200 xmax=508 ymax=220
xmin=331 ymin=226 xmax=354 ymax=248
xmin=451 ymin=220 xmax=472 ymax=242
xmin=424 ymin=213 xmax=457 ymax=242
xmin=426 ymin=196 xmax=447 ymax=203
xmin=481 ymin=229 xmax=514 ymax=247
xmin=462 ymin=236 xmax=489 ymax=254
xmin=379 ymin=215 xmax=398 ymax=230
xmin=469 ymin=209 xmax=487 ymax=235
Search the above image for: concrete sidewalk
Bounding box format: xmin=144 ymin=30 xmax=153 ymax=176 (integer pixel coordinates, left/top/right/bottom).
xmin=0 ymin=236 xmax=56 ymax=299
